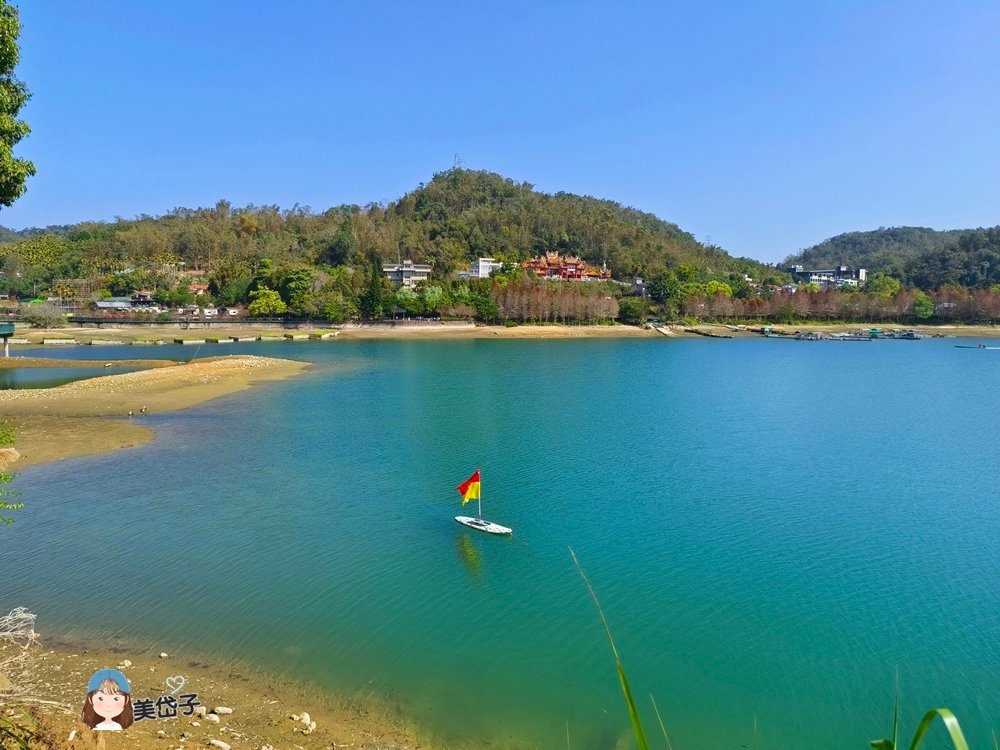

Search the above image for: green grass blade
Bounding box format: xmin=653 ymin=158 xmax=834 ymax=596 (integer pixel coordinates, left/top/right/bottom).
xmin=569 ymin=547 xmax=622 ymax=661
xmin=615 ymin=660 xmax=650 ymax=750
xmin=907 ymin=709 xmax=969 ymax=750
xmin=649 ymin=694 xmax=675 ymax=750
xmin=871 ymin=672 xmax=900 ymax=749
xmin=569 ymin=547 xmax=649 ymax=750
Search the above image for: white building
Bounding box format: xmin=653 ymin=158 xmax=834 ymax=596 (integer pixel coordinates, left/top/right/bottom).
xmin=383 ymin=260 xmax=432 ymax=288
xmin=787 ymin=264 xmax=867 ymax=290
xmin=472 ymin=257 xmax=504 ymax=279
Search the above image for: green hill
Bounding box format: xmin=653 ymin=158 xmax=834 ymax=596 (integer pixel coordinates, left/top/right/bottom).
xmin=0 ymin=169 xmax=775 ymax=292
xmin=0 ymin=224 xmax=74 ymax=243
xmin=783 ymin=226 xmax=968 ymax=277
xmin=390 ymin=169 xmax=769 ymax=279
xmin=905 ymin=226 xmax=1000 ymax=289
xmin=784 ymin=225 xmax=1000 ymax=289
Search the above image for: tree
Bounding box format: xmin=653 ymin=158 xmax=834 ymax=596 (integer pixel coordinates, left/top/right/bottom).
xmin=866 ymin=274 xmax=902 ymax=299
xmin=247 ymin=286 xmax=287 ymax=316
xmin=704 ymin=280 xmax=733 ymax=297
xmin=358 ymin=258 xmax=385 ymax=320
xmin=647 ymin=270 xmax=678 ymax=304
xmin=276 ymin=266 xmax=315 ymax=311
xmin=19 ymin=303 xmax=66 ymax=328
xmin=617 ymin=296 xmax=649 ymax=326
xmin=320 ymin=293 xmax=355 ymax=323
xmin=395 ymin=286 xmax=422 ymax=316
xmin=913 ymin=292 xmax=934 ymax=320
xmin=0 ymin=3 xmax=34 ymax=207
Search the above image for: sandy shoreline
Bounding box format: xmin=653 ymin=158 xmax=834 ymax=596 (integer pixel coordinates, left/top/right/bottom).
xmin=1 ymin=355 xmax=310 ymax=468
xmin=3 ymin=321 xmax=999 ymax=347
xmin=1 ymin=637 xmax=433 ymax=750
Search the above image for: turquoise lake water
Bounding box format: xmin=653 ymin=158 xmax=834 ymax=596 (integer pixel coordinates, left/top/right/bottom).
xmin=2 ymin=338 xmax=999 ymax=748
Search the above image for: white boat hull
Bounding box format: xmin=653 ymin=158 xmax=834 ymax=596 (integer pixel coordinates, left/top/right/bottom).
xmin=455 ymin=516 xmax=512 ymax=535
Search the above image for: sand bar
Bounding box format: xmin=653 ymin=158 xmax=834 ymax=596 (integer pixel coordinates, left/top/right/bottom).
xmin=1 ymin=355 xmax=309 ymax=467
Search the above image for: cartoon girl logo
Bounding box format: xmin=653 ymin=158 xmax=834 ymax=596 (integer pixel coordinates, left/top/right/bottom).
xmin=81 ymin=668 xmax=134 ymax=731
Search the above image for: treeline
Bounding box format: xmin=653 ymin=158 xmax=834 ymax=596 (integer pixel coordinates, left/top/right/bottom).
xmin=673 ymin=284 xmax=1000 ymax=325
xmin=3 ymin=168 xmax=994 ymax=326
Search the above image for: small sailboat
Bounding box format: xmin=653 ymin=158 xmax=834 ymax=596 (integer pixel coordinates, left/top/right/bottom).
xmin=454 ymin=469 xmax=512 ymax=535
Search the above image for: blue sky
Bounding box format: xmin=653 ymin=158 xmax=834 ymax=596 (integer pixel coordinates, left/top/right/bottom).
xmin=3 ymin=1 xmax=998 ymax=262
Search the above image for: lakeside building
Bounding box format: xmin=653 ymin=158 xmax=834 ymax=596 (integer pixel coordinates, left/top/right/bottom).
xmin=94 ymin=298 xmax=134 ymax=311
xmin=93 ymin=291 xmax=163 ymax=313
xmin=786 ymin=264 xmax=867 ymax=289
xmin=383 ymin=260 xmax=432 ymax=288
xmin=472 ymin=257 xmax=503 ymax=279
xmin=523 ymin=253 xmax=612 ymax=281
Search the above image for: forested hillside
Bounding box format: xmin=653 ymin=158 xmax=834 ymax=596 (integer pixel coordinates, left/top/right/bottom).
xmin=785 ymin=225 xmax=1000 ymax=289
xmin=905 ymin=226 xmax=1000 ymax=289
xmin=784 ymin=227 xmax=968 ymax=277
xmin=0 ymin=169 xmax=770 ymax=285
xmin=0 ymin=169 xmax=783 ymax=323
xmin=4 ymin=169 xmax=996 ymax=325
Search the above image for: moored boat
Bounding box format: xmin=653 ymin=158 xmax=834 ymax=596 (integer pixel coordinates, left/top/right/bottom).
xmin=454 ymin=470 xmax=512 ymax=535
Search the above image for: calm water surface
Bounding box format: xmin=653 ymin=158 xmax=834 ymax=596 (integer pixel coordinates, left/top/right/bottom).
xmin=3 ymin=338 xmax=999 ymax=749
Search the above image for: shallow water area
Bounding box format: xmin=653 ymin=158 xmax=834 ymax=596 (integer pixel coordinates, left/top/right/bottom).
xmin=3 ymin=337 xmax=999 ymax=749
xmin=0 ymin=365 xmax=143 ymax=389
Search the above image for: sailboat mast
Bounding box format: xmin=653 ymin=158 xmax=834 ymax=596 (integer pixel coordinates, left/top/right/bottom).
xmin=478 ymin=469 xmax=482 ymax=520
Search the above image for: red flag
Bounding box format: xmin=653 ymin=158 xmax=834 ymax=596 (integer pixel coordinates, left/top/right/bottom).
xmin=456 ymin=470 xmax=481 ymax=504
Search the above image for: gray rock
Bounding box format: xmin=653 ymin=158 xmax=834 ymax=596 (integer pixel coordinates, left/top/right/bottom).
xmin=209 ymin=741 xmax=231 ymax=750
xmin=213 ymin=706 xmax=234 ymax=715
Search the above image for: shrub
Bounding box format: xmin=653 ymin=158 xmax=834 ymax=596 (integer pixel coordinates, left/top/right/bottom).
xmin=19 ymin=304 xmax=67 ymax=328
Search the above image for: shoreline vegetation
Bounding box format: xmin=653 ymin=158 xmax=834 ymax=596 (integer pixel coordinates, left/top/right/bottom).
xmin=1 ymin=324 xmax=993 ymax=749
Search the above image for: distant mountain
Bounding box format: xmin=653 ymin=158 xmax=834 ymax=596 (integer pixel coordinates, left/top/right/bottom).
xmin=0 ymin=224 xmax=75 ymax=243
xmin=783 ymin=227 xmax=969 ymax=277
